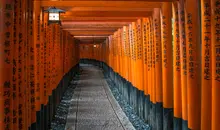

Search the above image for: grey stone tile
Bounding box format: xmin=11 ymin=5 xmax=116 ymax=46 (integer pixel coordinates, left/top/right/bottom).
xmin=76 ymin=118 xmax=122 ymax=126
xmin=76 ymin=124 xmax=124 ymax=130
xmin=65 ymin=65 xmax=135 ymax=130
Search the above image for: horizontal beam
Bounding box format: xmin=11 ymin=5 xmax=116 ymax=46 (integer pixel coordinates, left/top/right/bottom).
xmin=48 ymin=0 xmax=176 ymax=1
xmin=38 ymin=1 xmax=163 ymax=8
xmin=64 ymin=28 xmax=117 ymax=31
xmin=77 ymin=38 xmax=106 ymax=41
xmin=69 ymin=30 xmax=114 ymax=36
xmin=62 ymin=21 xmax=131 ymax=25
xmin=60 ymin=17 xmax=139 ymax=22
xmin=63 ymin=27 xmax=124 ymax=30
xmin=61 ymin=22 xmax=129 ymax=28
xmin=62 ymin=26 xmax=124 ymax=29
xmin=76 ymin=37 xmax=106 ymax=42
xmin=74 ymin=36 xmax=107 ymax=38
xmin=62 ymin=11 xmax=152 ymax=17
xmin=68 ymin=7 xmax=154 ymax=11
xmin=78 ymin=38 xmax=106 ymax=40
xmin=79 ymin=41 xmax=105 ymax=44
xmin=74 ymin=36 xmax=108 ymax=43
xmin=76 ymin=37 xmax=107 ymax=42
xmin=68 ymin=30 xmax=115 ymax=33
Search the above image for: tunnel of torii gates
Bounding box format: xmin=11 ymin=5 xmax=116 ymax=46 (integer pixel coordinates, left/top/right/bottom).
xmin=0 ymin=0 xmax=220 ymax=130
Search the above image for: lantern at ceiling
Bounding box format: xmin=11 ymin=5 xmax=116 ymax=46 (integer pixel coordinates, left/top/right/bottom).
xmin=44 ymin=7 xmax=65 ymax=25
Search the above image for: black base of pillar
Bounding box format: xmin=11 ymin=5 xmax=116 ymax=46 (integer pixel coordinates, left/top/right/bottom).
xmin=163 ymin=108 xmax=173 ymax=130
xmin=182 ymin=119 xmax=189 ymax=130
xmin=48 ymin=95 xmax=52 ymax=129
xmin=30 ymin=123 xmax=36 ymax=130
xmin=44 ymin=104 xmax=49 ymax=130
xmin=128 ymin=82 xmax=132 ymax=106
xmin=144 ymin=95 xmax=150 ymax=123
xmin=40 ymin=105 xmax=44 ymax=130
xmin=174 ymin=117 xmax=182 ymax=130
xmin=137 ymin=91 xmax=144 ymax=119
xmin=156 ymin=102 xmax=163 ymax=130
xmin=149 ymin=101 xmax=156 ymax=129
xmin=133 ymin=87 xmax=138 ymax=113
xmin=36 ymin=111 xmax=40 ymax=130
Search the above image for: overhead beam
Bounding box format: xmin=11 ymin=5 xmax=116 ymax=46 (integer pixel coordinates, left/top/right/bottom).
xmin=75 ymin=37 xmax=107 ymax=42
xmin=77 ymin=38 xmax=106 ymax=40
xmin=69 ymin=30 xmax=115 ymax=33
xmin=62 ymin=26 xmax=126 ymax=29
xmin=68 ymin=7 xmax=154 ymax=11
xmin=60 ymin=17 xmax=139 ymax=22
xmin=62 ymin=25 xmax=126 ymax=28
xmin=77 ymin=38 xmax=106 ymax=41
xmin=62 ymin=11 xmax=152 ymax=17
xmin=74 ymin=36 xmax=107 ymax=38
xmin=76 ymin=38 xmax=106 ymax=41
xmin=69 ymin=30 xmax=114 ymax=36
xmin=38 ymin=1 xmax=163 ymax=8
xmin=62 ymin=21 xmax=131 ymax=24
xmin=74 ymin=36 xmax=108 ymax=43
xmin=63 ymin=28 xmax=117 ymax=31
xmin=50 ymin=0 xmax=176 ymax=1
xmin=61 ymin=19 xmax=137 ymax=22
xmin=61 ymin=22 xmax=129 ymax=28
xmin=79 ymin=41 xmax=105 ymax=44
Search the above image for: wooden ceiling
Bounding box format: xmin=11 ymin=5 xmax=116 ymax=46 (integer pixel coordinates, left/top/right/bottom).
xmin=37 ymin=0 xmax=176 ymax=43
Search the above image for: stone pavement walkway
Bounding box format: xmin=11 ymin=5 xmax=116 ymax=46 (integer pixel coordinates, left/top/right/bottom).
xmin=65 ymin=64 xmax=135 ymax=130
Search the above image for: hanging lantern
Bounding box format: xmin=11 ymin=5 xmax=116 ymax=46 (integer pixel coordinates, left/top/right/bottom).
xmin=93 ymin=36 xmax=97 ymax=47
xmin=45 ymin=7 xmax=65 ymax=25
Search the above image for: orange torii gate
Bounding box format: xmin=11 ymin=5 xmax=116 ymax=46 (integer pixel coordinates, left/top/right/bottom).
xmin=79 ymin=1 xmax=219 ymax=130
xmin=1 ymin=1 xmax=80 ymax=130
xmin=1 ymin=0 xmax=220 ymax=130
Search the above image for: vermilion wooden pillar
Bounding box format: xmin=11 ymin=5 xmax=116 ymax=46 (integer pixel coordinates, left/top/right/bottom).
xmin=173 ymin=2 xmax=182 ymax=130
xmin=29 ymin=0 xmax=36 ymax=128
xmin=43 ymin=11 xmax=49 ymax=130
xmin=109 ymin=36 xmax=113 ymax=71
xmin=40 ymin=6 xmax=45 ymax=109
xmin=146 ymin=17 xmax=152 ymax=125
xmin=136 ymin=19 xmax=144 ymax=119
xmin=129 ymin=23 xmax=135 ymax=108
xmin=201 ymin=0 xmax=212 ymax=130
xmin=39 ymin=7 xmax=45 ymax=130
xmin=142 ymin=18 xmax=148 ymax=98
xmin=132 ymin=22 xmax=138 ymax=112
xmin=178 ymin=0 xmax=188 ymax=129
xmin=19 ymin=0 xmax=27 ymax=129
xmin=127 ymin=26 xmax=132 ymax=84
xmin=26 ymin=0 xmax=33 ymax=128
xmin=115 ymin=31 xmax=119 ymax=75
xmin=132 ymin=22 xmax=137 ymax=88
xmin=123 ymin=26 xmax=128 ymax=81
xmin=0 ymin=1 xmax=14 ymax=130
xmin=129 ymin=24 xmax=134 ymax=87
xmin=43 ymin=12 xmax=49 ymax=106
xmin=137 ymin=19 xmax=144 ymax=92
xmin=153 ymin=8 xmax=163 ymax=130
xmin=211 ymin=0 xmax=220 ymax=130
xmin=161 ymin=2 xmax=173 ymax=130
xmin=13 ymin=0 xmax=20 ymax=129
xmin=185 ymin=0 xmax=201 ymax=129
xmin=142 ymin=18 xmax=150 ymax=123
xmin=118 ymin=29 xmax=123 ymax=79
xmin=150 ymin=17 xmax=157 ymax=129
xmin=33 ymin=1 xmax=42 ymax=129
